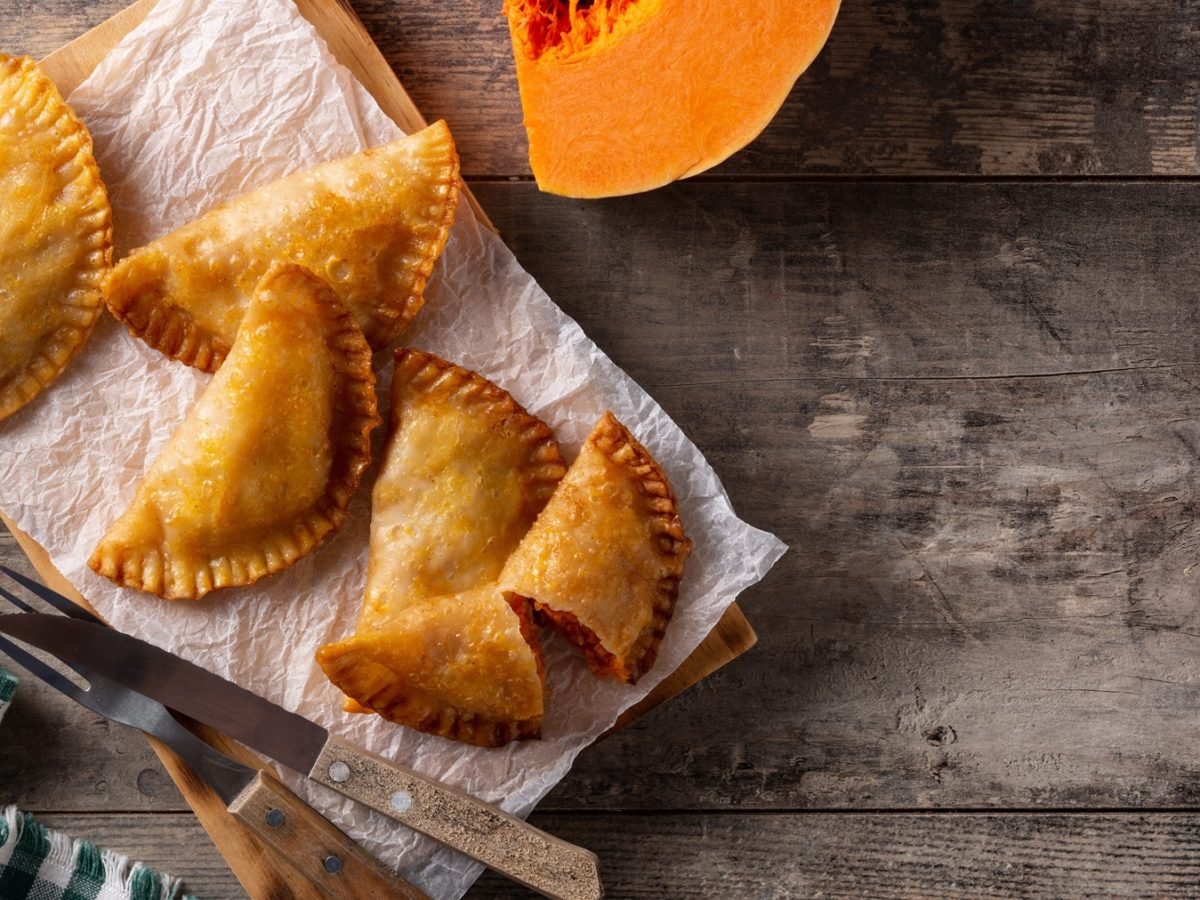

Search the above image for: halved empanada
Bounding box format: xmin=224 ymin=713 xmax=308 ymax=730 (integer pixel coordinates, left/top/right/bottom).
xmin=501 ymin=412 xmax=692 ymax=683
xmin=89 ymin=262 xmax=379 ymax=600
xmin=104 ymin=121 xmax=460 ymax=372
xmin=355 ymin=348 xmax=566 ymax=633
xmin=317 ymin=585 xmax=545 ymax=746
xmin=0 ymin=54 xmax=111 ymax=422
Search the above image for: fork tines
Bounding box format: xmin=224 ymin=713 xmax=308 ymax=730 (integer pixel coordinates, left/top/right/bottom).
xmin=0 ymin=565 xmax=105 ymax=625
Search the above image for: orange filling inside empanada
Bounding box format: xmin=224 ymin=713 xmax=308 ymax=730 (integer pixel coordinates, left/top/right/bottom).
xmin=501 ymin=411 xmax=691 ymax=683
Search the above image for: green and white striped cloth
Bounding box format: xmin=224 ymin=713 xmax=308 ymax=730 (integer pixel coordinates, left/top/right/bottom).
xmin=0 ymin=667 xmax=196 ymax=900
xmin=0 ymin=666 xmax=14 ymax=724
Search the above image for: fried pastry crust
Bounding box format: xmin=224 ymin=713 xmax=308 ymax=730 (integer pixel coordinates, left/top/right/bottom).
xmin=89 ymin=262 xmax=379 ymax=599
xmin=317 ymin=585 xmax=545 ymax=746
xmin=103 ymin=122 xmax=459 ymax=371
xmin=501 ymin=412 xmax=692 ymax=683
xmin=356 ymin=348 xmax=567 ymax=632
xmin=336 ymin=348 xmax=564 ymax=717
xmin=0 ymin=54 xmax=111 ymax=422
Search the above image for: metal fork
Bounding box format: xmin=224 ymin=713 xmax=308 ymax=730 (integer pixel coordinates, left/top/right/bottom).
xmin=0 ymin=568 xmax=429 ymax=899
xmin=0 ymin=569 xmax=260 ymax=800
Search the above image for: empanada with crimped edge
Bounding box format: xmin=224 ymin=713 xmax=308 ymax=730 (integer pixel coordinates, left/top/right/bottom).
xmin=0 ymin=54 xmax=111 ymax=423
xmin=356 ymin=348 xmax=567 ymax=634
xmin=103 ymin=121 xmax=459 ymax=372
xmin=89 ymin=262 xmax=379 ymax=600
xmin=317 ymin=585 xmax=545 ymax=747
xmin=337 ymin=348 xmax=564 ymax=715
xmin=501 ymin=412 xmax=692 ymax=684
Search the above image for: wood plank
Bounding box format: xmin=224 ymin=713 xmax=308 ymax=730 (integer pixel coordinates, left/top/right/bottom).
xmin=31 ymin=811 xmax=1200 ymax=900
xmin=310 ymin=0 xmax=1200 ymax=179
xmin=469 ymin=812 xmax=1200 ymax=898
xmin=7 ymin=2 xmax=1200 ymax=178
xmin=473 ymin=181 xmax=1200 ymax=384
xmin=37 ymin=816 xmax=1200 ymax=897
xmin=462 ymin=181 xmax=1200 ymax=811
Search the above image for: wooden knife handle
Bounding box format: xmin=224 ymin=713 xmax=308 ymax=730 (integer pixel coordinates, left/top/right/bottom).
xmin=228 ymin=769 xmax=428 ymax=900
xmin=312 ymin=735 xmax=603 ymax=900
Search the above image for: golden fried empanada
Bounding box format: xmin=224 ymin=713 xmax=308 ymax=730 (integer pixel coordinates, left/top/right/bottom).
xmin=0 ymin=54 xmax=111 ymax=422
xmin=356 ymin=349 xmax=566 ymax=633
xmin=501 ymin=412 xmax=691 ymax=683
xmin=318 ymin=585 xmax=545 ymax=747
xmin=89 ymin=263 xmax=379 ymax=600
xmin=104 ymin=121 xmax=460 ymax=372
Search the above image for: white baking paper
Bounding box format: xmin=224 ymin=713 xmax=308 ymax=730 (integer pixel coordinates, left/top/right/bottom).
xmin=0 ymin=0 xmax=786 ymax=895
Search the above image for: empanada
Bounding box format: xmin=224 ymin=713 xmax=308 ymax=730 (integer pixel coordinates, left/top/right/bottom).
xmin=501 ymin=412 xmax=691 ymax=683
xmin=356 ymin=348 xmax=567 ymax=633
xmin=104 ymin=122 xmax=459 ymax=372
xmin=0 ymin=55 xmax=111 ymax=422
xmin=89 ymin=262 xmax=379 ymax=600
xmin=317 ymin=585 xmax=545 ymax=746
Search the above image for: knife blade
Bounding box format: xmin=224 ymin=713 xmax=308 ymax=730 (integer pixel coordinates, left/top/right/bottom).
xmin=0 ymin=612 xmax=603 ymax=900
xmin=0 ymin=624 xmax=426 ymax=900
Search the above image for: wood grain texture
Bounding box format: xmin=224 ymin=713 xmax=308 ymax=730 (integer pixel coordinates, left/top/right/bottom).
xmin=227 ymin=771 xmax=428 ymax=900
xmin=7 ymin=1 xmax=1200 ymax=178
xmin=470 ymin=180 xmax=1200 ymax=812
xmin=346 ymin=0 xmax=1200 ymax=179
xmin=37 ymin=811 xmax=1200 ymax=900
xmin=0 ymin=3 xmax=753 ymax=897
xmin=470 ymin=812 xmax=1200 ymax=898
xmin=313 ymin=736 xmax=602 ymax=900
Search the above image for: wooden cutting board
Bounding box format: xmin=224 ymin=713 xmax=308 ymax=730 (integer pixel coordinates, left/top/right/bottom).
xmin=4 ymin=0 xmax=759 ymax=895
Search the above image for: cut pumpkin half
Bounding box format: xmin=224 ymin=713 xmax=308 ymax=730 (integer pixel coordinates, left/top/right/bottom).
xmin=504 ymin=0 xmax=841 ymax=197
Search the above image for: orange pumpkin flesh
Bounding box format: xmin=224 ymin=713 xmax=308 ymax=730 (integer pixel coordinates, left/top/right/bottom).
xmin=504 ymin=0 xmax=841 ymax=198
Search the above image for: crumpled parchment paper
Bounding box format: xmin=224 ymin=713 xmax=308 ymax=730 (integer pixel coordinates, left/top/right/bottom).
xmin=0 ymin=0 xmax=787 ymax=895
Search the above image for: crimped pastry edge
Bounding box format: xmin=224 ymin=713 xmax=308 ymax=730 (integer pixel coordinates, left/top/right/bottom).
xmin=101 ymin=120 xmax=461 ymax=373
xmin=87 ymin=262 xmax=380 ymax=600
xmin=0 ymin=54 xmax=112 ymax=422
xmin=317 ymin=591 xmax=545 ymax=747
xmin=357 ymin=120 xmax=461 ymax=349
xmin=532 ymin=410 xmax=693 ymax=684
xmin=103 ymin=247 xmax=229 ymax=372
xmin=339 ymin=347 xmax=566 ymax=716
xmin=391 ymin=346 xmax=567 ymax=516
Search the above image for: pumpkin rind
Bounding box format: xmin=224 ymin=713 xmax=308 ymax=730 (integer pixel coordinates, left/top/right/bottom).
xmin=505 ymin=0 xmax=841 ymax=198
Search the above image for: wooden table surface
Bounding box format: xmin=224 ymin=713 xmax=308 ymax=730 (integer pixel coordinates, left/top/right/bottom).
xmin=5 ymin=1 xmax=1200 ymax=897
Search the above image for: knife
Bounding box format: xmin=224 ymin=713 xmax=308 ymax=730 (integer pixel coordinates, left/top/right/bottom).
xmin=0 ymin=616 xmax=426 ymax=899
xmin=0 ymin=570 xmax=603 ymax=900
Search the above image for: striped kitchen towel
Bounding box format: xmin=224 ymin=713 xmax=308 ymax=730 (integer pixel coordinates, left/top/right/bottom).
xmin=0 ymin=667 xmax=196 ymax=900
xmin=0 ymin=666 xmax=14 ymax=725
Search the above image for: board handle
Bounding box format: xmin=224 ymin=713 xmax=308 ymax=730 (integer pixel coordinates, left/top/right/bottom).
xmin=312 ymin=735 xmax=603 ymax=900
xmin=229 ymin=769 xmax=428 ymax=900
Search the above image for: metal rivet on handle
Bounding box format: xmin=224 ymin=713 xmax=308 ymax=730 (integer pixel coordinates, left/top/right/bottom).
xmin=265 ymin=809 xmax=285 ymax=828
xmin=323 ymin=854 xmax=343 ymax=874
xmin=390 ymin=790 xmax=412 ymax=813
xmin=328 ymin=761 xmax=351 ymax=783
